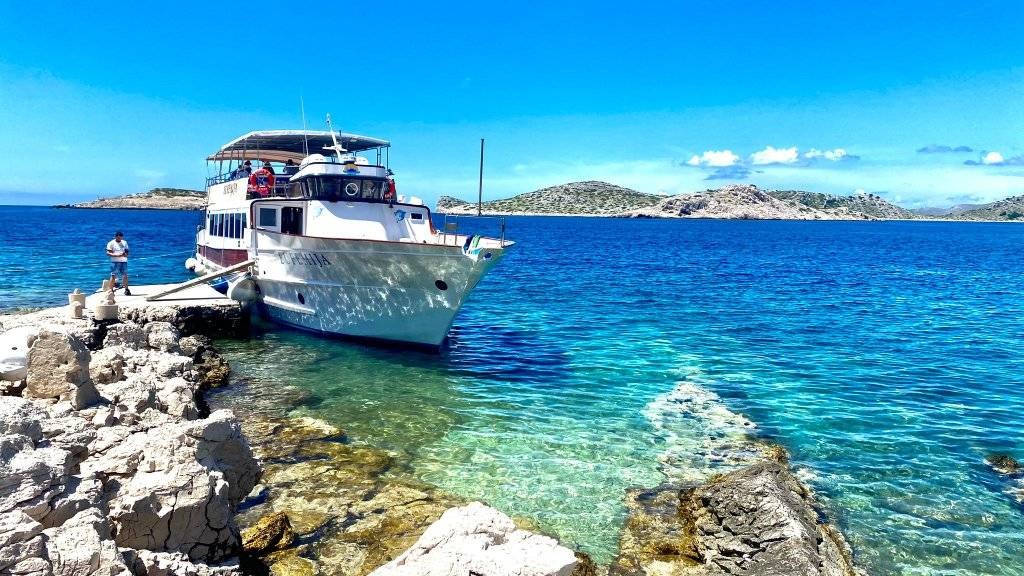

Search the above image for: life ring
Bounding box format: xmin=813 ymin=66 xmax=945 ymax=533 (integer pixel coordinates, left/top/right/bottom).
xmin=248 ymin=168 xmax=276 ymax=197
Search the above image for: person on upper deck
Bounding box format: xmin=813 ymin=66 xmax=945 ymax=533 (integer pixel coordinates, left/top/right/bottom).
xmin=232 ymin=160 xmax=252 ymax=180
xmin=283 ymin=159 xmax=298 ymax=175
xmin=262 ymin=160 xmax=275 ymax=175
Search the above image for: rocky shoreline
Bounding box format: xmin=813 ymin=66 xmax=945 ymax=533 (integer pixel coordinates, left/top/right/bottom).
xmin=1 ymin=300 xmax=867 ymax=576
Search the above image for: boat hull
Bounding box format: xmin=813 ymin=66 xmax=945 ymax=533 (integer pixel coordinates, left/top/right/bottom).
xmin=193 ymin=231 xmax=507 ymax=347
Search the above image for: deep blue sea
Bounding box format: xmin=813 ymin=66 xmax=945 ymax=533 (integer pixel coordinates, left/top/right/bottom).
xmin=3 ymin=206 xmax=1023 ymax=575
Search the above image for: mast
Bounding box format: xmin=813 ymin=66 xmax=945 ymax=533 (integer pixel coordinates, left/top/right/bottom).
xmin=300 ymin=95 xmax=309 ymax=156
xmin=478 ymin=138 xmax=485 ymax=216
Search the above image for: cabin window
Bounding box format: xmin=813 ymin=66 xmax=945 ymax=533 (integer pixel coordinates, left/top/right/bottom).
xmin=361 ymin=180 xmax=379 ymax=199
xmin=258 ymin=207 xmax=278 ymax=228
xmin=411 ymin=213 xmax=423 ymax=221
xmin=281 ymin=207 xmax=303 ymax=235
xmin=241 ymin=214 xmax=247 ymax=234
xmin=296 ymin=176 xmax=389 ymax=203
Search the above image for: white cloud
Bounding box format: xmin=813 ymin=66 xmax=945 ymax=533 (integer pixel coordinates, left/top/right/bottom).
xmin=804 ymin=148 xmax=848 ymax=161
xmin=751 ymin=146 xmax=799 ymax=165
xmin=686 ymin=150 xmax=739 ymax=167
xmin=983 ymin=151 xmax=1005 ymax=165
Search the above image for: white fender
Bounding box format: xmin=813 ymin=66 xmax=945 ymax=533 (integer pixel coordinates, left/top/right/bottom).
xmin=184 ymin=257 xmax=198 ymax=271
xmin=227 ymin=276 xmax=259 ymax=303
xmin=0 ymin=326 xmax=40 ymax=381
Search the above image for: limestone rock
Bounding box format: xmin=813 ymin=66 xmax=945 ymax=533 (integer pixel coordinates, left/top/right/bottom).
xmin=145 ymin=322 xmax=181 ymax=353
xmin=124 ymin=550 xmax=243 ymax=576
xmin=38 ymin=474 xmax=103 ymax=529
xmin=0 ymin=510 xmax=45 ymax=573
xmin=40 ymin=414 xmax=98 ymax=462
xmin=90 ymin=348 xmax=126 ymax=385
xmin=99 ymin=410 xmax=259 ymax=561
xmin=103 ymin=323 xmax=147 ymax=350
xmin=368 ymin=502 xmax=579 ymax=576
xmin=0 ymin=396 xmax=46 ymax=441
xmin=43 ymin=508 xmax=131 ymax=576
xmin=611 ymin=461 xmax=866 ymax=576
xmin=0 ymin=434 xmax=73 ymax=519
xmin=25 ymin=331 xmax=100 ymax=409
xmin=241 ymin=511 xmax=295 ymax=554
xmin=178 ymin=335 xmax=210 ymax=359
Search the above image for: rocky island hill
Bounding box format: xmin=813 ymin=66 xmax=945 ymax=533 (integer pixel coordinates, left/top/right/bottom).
xmin=57 ymin=188 xmax=206 ymax=211
xmin=438 ymin=181 xmax=663 ymax=216
xmin=439 ymin=181 xmax=1024 ymax=221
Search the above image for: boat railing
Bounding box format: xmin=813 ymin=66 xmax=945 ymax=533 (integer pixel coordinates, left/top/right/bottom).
xmin=439 ymin=214 xmax=508 ymax=247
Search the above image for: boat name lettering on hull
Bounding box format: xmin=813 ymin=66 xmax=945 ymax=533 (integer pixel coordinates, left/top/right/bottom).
xmin=279 ymin=252 xmax=332 ymax=267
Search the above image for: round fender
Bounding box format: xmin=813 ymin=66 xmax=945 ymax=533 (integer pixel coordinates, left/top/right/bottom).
xmin=227 ymin=276 xmax=259 ymax=303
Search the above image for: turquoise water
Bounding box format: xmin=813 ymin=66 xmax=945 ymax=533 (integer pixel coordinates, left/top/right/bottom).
xmin=3 ymin=208 xmax=1024 ymax=574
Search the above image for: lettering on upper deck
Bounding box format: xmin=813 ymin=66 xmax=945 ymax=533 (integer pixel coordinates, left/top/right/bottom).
xmin=224 ymin=182 xmax=240 ymax=197
xmin=279 ymin=252 xmax=332 ymax=268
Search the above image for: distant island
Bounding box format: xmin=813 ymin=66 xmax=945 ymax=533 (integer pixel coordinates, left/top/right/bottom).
xmin=438 ymin=181 xmax=1024 ymax=221
xmin=55 ymin=188 xmax=205 ymax=210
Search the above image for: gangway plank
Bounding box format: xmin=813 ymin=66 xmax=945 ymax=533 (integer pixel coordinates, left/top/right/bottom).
xmin=145 ymin=260 xmax=255 ymax=302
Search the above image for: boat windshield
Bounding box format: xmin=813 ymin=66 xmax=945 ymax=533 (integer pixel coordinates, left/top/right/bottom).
xmin=286 ymin=176 xmax=390 ymax=203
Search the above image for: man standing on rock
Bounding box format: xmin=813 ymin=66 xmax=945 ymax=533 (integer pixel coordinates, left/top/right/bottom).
xmin=106 ymin=231 xmax=131 ymax=296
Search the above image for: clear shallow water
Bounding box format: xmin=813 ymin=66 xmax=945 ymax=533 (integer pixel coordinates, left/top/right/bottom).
xmin=3 ymin=207 xmax=1023 ymax=574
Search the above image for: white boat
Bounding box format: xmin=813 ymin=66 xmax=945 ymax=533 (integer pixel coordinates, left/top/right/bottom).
xmin=187 ymin=127 xmax=512 ymax=348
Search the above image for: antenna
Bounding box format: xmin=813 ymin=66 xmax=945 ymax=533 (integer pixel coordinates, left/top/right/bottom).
xmin=300 ymin=95 xmax=309 ymax=156
xmin=323 ymin=113 xmax=347 ymax=160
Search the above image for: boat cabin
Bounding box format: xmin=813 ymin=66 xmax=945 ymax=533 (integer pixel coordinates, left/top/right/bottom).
xmin=197 ymin=130 xmax=449 ymax=271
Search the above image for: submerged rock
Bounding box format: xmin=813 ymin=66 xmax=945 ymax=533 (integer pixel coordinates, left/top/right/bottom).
xmin=985 ymin=453 xmax=1021 ymax=476
xmin=611 ymin=460 xmax=866 ymax=576
xmin=229 ymin=416 xmax=463 ymax=575
xmin=368 ymin=502 xmax=580 ymax=576
xmin=241 ymin=511 xmax=295 ymax=554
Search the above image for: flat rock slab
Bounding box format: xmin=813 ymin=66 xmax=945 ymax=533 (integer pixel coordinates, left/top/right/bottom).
xmin=369 ymin=502 xmax=579 ymax=576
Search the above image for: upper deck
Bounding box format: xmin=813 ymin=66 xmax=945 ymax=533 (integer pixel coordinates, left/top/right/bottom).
xmin=206 ymin=129 xmax=394 ymax=206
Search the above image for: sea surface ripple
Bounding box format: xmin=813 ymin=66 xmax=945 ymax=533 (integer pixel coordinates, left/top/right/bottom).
xmin=3 ymin=207 xmax=1023 ymax=574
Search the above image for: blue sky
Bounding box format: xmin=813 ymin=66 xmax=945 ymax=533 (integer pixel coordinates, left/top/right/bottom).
xmin=1 ymin=1 xmax=1021 ymax=207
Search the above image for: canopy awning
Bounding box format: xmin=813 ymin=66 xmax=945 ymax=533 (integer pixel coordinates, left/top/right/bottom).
xmin=207 ymin=130 xmax=390 ymax=163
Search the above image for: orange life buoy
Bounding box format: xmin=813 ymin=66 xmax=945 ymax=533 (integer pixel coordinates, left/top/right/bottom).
xmin=248 ymin=168 xmax=275 ymax=197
